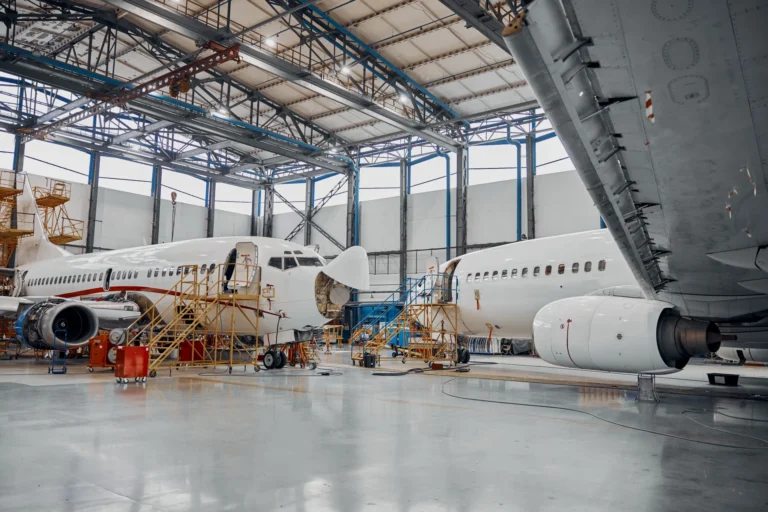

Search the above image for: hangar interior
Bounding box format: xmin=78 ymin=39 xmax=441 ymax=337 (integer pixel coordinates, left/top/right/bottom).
xmin=0 ymin=0 xmax=767 ymax=510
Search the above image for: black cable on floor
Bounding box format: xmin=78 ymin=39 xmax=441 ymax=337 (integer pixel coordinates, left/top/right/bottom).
xmin=372 ymin=365 xmax=471 ymax=376
xmin=440 ymin=377 xmax=768 ymax=450
xmin=198 ymin=367 xmax=343 ymax=377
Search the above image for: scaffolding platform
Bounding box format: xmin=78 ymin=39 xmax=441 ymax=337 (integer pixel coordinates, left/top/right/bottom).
xmin=350 ymin=274 xmax=460 ymax=368
xmin=0 ymin=170 xmax=34 ymax=267
xmin=33 ymin=179 xmax=83 ymax=245
xmin=125 ymin=262 xmax=263 ymax=377
xmin=0 ymin=170 xmax=24 ymax=200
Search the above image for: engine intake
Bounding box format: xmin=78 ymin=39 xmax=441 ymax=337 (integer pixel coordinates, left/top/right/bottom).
xmin=533 ymin=296 xmax=722 ymax=373
xmin=15 ymin=300 xmax=99 ymax=350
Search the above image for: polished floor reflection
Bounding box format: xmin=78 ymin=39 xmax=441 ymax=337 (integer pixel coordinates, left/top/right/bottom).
xmin=0 ymin=359 xmax=767 ymax=511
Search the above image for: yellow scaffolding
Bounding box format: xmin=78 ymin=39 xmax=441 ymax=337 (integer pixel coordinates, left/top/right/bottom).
xmin=124 ymin=262 xmax=263 ymax=376
xmin=401 ymin=303 xmax=460 ymax=367
xmin=32 ymin=179 xmax=83 ymax=245
xmin=0 ymin=171 xmax=34 ymax=267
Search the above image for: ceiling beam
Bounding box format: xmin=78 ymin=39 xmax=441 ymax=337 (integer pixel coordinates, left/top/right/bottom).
xmin=436 ymin=0 xmax=509 ymax=53
xmin=99 ymin=0 xmax=460 ymax=152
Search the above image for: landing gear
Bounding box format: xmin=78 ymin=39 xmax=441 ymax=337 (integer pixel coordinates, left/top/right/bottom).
xmin=457 ymin=347 xmax=470 ymax=364
xmin=263 ymin=350 xmax=276 ymax=370
xmin=276 ymin=351 xmax=287 ymax=369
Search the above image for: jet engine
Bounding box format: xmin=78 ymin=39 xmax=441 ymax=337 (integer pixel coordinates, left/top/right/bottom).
xmin=15 ymin=299 xmax=99 ymax=350
xmin=533 ymin=296 xmax=722 ymax=373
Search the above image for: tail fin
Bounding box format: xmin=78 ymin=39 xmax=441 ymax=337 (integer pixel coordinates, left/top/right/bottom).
xmin=15 ymin=174 xmax=71 ymax=266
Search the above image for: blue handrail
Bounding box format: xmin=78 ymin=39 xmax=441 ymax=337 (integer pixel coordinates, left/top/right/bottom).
xmin=350 ymin=273 xmax=458 ymax=347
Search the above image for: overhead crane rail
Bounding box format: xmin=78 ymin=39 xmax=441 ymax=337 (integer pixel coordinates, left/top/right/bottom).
xmin=19 ymin=42 xmax=241 ymax=140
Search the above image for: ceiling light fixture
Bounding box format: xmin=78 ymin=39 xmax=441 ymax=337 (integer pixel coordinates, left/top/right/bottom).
xmin=265 ymin=38 xmax=277 ymax=48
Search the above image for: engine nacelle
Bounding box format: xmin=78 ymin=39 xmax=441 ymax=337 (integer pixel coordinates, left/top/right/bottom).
xmin=533 ymin=296 xmax=722 ymax=373
xmin=15 ymin=300 xmax=99 ymax=350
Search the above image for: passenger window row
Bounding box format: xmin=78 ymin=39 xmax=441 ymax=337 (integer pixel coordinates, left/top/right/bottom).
xmin=466 ymin=260 xmax=607 ymax=283
xmin=26 ymin=262 xmax=219 ymax=288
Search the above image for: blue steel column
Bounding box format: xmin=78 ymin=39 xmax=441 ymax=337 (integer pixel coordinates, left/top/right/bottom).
xmin=85 ymin=151 xmax=100 ymax=252
xmin=250 ymin=189 xmax=259 ymax=236
xmin=439 ymin=154 xmax=451 ymax=260
xmin=304 ymin=177 xmax=314 ymax=246
xmin=206 ymin=179 xmax=216 ymax=238
xmin=455 ymin=146 xmax=467 ymax=256
xmin=525 ymin=133 xmax=535 ymax=239
xmin=345 ymin=166 xmax=359 ymax=248
xmin=150 ymin=165 xmax=162 ymax=244
xmin=399 ymin=158 xmax=408 ymax=285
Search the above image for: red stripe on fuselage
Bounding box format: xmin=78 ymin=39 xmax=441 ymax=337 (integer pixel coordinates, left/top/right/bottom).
xmin=52 ymin=286 xmax=279 ymax=316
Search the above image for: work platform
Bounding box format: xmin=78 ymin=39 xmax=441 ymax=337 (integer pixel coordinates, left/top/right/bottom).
xmin=125 ymin=262 xmax=263 ymax=376
xmin=0 ymin=170 xmax=34 ymax=268
xmin=32 ymin=179 xmax=83 ymax=245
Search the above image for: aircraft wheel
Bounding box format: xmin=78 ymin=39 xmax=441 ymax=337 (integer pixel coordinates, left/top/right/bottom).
xmin=263 ymin=350 xmax=276 ymax=370
xmin=276 ymin=351 xmax=287 ymax=369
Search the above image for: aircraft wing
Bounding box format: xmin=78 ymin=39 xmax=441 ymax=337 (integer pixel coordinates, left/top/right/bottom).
xmin=0 ymin=296 xmax=32 ymax=318
xmin=502 ymin=0 xmax=768 ymax=322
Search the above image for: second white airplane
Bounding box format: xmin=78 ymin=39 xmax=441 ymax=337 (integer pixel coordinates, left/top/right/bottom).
xmin=430 ymin=229 xmax=727 ymax=374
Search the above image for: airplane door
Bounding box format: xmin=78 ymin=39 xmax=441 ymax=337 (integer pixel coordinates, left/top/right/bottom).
xmin=425 ymin=256 xmax=440 ymax=302
xmin=12 ymin=270 xmax=26 ymax=297
xmin=104 ymin=268 xmax=112 ymax=291
xmin=235 ymin=242 xmax=259 ymax=292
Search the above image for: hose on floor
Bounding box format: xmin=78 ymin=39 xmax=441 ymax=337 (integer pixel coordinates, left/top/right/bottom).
xmin=440 ymin=377 xmax=768 ymax=450
xmin=198 ymin=366 xmax=343 ymax=377
xmin=372 ymin=364 xmax=471 ymax=376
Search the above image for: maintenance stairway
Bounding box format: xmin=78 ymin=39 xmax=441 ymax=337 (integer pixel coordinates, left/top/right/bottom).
xmin=350 ymin=273 xmax=460 ymax=367
xmin=125 ymin=262 xmax=263 ymax=376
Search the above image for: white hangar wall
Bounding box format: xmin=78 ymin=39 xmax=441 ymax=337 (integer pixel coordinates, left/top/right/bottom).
xmin=270 ymin=170 xmax=601 ymax=297
xmin=26 ymin=171 xmax=599 ymax=287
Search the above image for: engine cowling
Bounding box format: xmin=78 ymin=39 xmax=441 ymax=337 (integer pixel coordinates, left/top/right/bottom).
xmin=533 ymin=296 xmax=722 ymax=373
xmin=15 ymin=300 xmax=99 ymax=350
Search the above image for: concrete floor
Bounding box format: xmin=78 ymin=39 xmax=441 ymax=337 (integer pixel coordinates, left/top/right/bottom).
xmin=1 ymin=356 xmax=768 ymax=511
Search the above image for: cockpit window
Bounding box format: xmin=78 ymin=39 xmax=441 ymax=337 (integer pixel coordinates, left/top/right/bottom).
xmin=284 ymin=257 xmax=298 ymax=270
xmin=268 ymin=257 xmax=283 ymax=270
xmin=297 ymin=257 xmax=323 ymax=267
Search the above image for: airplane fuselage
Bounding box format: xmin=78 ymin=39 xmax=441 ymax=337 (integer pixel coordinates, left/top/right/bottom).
xmin=17 ymin=237 xmax=334 ymax=340
xmin=445 ymin=230 xmax=637 ymax=338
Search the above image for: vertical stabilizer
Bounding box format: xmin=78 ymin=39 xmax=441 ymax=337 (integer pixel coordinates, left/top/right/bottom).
xmin=15 ymin=174 xmax=71 ymax=266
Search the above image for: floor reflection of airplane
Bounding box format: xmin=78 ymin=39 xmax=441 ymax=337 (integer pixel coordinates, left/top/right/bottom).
xmin=447 ymin=2 xmax=768 ymax=369
xmin=433 ymin=230 xmax=726 ymax=374
xmin=3 ymin=173 xmax=369 ymax=354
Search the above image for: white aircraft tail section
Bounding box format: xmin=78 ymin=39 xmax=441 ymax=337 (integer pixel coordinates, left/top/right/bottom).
xmin=15 ymin=174 xmax=72 ymax=266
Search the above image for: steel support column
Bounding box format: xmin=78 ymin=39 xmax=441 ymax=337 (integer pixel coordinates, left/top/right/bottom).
xmin=304 ymin=177 xmax=314 ymax=246
xmin=525 ymin=133 xmax=535 ymax=239
xmin=399 ymin=158 xmax=408 ymax=285
xmin=455 ymin=146 xmax=467 ymax=255
xmin=250 ymin=189 xmax=259 ymax=236
xmin=262 ymin=185 xmax=274 ymax=238
xmin=9 ymin=134 xmax=24 ymax=267
xmin=345 ymin=168 xmax=358 ymax=248
xmin=85 ymin=151 xmax=100 ymax=253
xmin=206 ymin=179 xmax=216 ymax=238
xmin=150 ymin=165 xmax=162 ymax=244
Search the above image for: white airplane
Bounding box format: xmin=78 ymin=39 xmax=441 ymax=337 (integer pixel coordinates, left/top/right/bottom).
xmin=433 ymin=229 xmax=730 ymax=374
xmin=3 ymin=175 xmax=369 ymax=353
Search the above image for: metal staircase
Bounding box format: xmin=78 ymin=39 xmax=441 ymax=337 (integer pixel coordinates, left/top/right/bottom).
xmin=350 ymin=273 xmax=458 ymax=365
